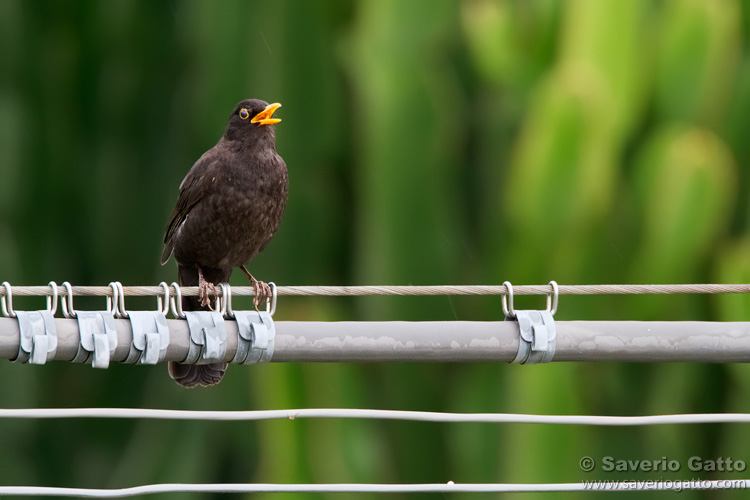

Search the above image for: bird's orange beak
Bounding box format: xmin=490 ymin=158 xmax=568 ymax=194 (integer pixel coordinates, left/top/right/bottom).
xmin=251 ymin=103 xmax=282 ymax=126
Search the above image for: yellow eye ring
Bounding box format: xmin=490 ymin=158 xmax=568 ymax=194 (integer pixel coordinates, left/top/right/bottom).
xmin=239 ymin=108 xmax=250 ymax=120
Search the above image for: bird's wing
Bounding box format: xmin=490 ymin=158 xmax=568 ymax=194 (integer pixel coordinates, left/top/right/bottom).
xmin=161 ymin=153 xmax=218 ymax=265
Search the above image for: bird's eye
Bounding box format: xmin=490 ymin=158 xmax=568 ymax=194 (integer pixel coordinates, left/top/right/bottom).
xmin=239 ymin=108 xmax=250 ymax=120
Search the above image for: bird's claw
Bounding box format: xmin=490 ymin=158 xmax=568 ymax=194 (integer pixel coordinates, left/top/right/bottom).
xmin=251 ymin=276 xmax=272 ymax=311
xmin=198 ymin=279 xmax=217 ymax=310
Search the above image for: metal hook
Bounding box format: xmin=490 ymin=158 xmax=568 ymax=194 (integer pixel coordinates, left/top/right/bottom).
xmin=501 ymin=281 xmax=515 ymax=319
xmin=118 ymin=282 xmax=128 ymax=318
xmin=46 ymin=282 xmax=58 ymax=316
xmin=1 ymin=282 xmax=16 ymax=318
xmin=546 ymin=281 xmax=559 ymax=316
xmin=157 ymin=282 xmax=170 ymax=316
xmin=170 ymin=282 xmax=186 ymax=319
xmin=267 ymin=282 xmax=277 ymax=316
xmin=106 ymin=282 xmax=119 ymax=317
xmin=219 ymin=283 xmax=233 ymax=318
xmin=111 ymin=282 xmax=128 ymax=318
xmin=61 ymin=282 xmax=76 ymax=318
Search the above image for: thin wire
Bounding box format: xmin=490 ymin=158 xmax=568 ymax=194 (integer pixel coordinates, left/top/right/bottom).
xmin=0 ymin=410 xmax=747 ymax=497
xmin=0 ymin=480 xmax=747 ymax=497
xmin=2 ymin=283 xmax=750 ymax=298
xmin=1 ymin=408 xmax=750 ymax=425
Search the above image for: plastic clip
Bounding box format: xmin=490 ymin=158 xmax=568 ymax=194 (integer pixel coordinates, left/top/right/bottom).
xmin=76 ymin=311 xmax=118 ymax=368
xmin=233 ymin=311 xmax=276 ymax=364
xmin=12 ymin=282 xmax=59 ymax=365
xmin=219 ymin=283 xmax=275 ymax=364
xmin=184 ymin=311 xmax=226 ymax=365
xmin=16 ymin=311 xmax=58 ymax=364
xmin=67 ymin=281 xmax=118 ymax=368
xmin=119 ymin=282 xmax=170 ymax=364
xmin=504 ymin=281 xmax=558 ymax=364
xmin=127 ymin=311 xmax=169 ymax=364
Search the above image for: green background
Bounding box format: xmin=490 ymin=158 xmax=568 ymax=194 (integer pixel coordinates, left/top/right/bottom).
xmin=1 ymin=0 xmax=750 ymax=498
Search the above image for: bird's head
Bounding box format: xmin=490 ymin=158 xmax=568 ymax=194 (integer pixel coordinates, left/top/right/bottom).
xmin=224 ymin=99 xmax=282 ymax=142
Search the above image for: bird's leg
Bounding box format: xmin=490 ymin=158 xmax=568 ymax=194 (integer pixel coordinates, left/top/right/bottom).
xmin=241 ymin=265 xmax=271 ymax=311
xmin=197 ymin=267 xmax=217 ymax=309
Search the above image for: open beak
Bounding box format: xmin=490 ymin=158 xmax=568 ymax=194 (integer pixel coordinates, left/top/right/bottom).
xmin=251 ymin=102 xmax=282 ymax=126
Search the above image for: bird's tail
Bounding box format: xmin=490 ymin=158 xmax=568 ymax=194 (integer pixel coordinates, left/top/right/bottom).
xmin=168 ymin=264 xmax=232 ymax=388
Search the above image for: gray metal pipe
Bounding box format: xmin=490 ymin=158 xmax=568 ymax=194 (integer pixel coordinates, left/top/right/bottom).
xmin=0 ymin=318 xmax=749 ymax=364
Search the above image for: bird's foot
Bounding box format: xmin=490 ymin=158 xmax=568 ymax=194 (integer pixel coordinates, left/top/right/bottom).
xmin=198 ymin=268 xmax=217 ymax=309
xmin=241 ymin=265 xmax=270 ymax=311
xmin=251 ymin=277 xmax=272 ymax=311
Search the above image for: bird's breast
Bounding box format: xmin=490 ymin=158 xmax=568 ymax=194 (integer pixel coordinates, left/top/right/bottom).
xmin=173 ymin=156 xmax=288 ymax=270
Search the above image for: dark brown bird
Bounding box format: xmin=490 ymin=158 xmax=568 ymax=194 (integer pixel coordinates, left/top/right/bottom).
xmin=161 ymin=99 xmax=288 ymax=388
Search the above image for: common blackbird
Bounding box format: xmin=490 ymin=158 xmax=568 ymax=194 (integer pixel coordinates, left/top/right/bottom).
xmin=161 ymin=99 xmax=288 ymax=388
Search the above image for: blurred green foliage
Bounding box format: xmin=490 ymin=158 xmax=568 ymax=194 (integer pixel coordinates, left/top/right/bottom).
xmin=1 ymin=0 xmax=750 ymax=498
